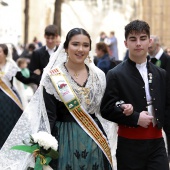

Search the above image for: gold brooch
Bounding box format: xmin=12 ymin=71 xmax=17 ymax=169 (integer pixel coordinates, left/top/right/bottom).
xmin=78 ymin=87 xmax=90 ymax=105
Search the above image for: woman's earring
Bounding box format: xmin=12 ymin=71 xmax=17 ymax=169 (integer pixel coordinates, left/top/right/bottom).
xmin=87 ymin=56 xmax=92 ymax=63
xmin=66 ymin=53 xmax=69 ymax=62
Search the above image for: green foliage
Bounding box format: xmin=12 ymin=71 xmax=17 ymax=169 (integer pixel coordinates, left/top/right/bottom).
xmin=11 ymin=144 xmax=38 ymax=153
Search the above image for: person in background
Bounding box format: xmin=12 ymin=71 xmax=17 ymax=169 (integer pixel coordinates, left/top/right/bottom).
xmin=20 ymin=43 xmax=38 ymax=93
xmin=105 ymin=31 xmax=119 ymax=61
xmin=29 ymin=24 xmax=59 ymax=85
xmin=148 ymin=35 xmax=170 ymax=162
xmin=33 ymin=36 xmax=43 ymax=49
xmin=20 ymin=43 xmax=36 ymax=67
xmin=11 ymin=44 xmax=20 ymax=62
xmin=101 ymin=20 xmax=170 ymax=170
xmin=16 ymin=58 xmax=33 ymax=105
xmin=0 ymin=43 xmax=40 ymax=148
xmin=96 ymin=31 xmax=108 ymax=43
xmin=95 ymin=42 xmax=111 ymax=74
xmin=17 ymin=58 xmax=30 ymax=82
xmin=164 ymin=47 xmax=170 ymax=56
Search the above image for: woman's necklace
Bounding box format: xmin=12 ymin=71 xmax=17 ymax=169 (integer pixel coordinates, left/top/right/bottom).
xmin=65 ymin=63 xmax=85 ymax=80
xmin=73 ymin=72 xmax=79 ymax=79
xmin=64 ymin=63 xmax=91 ymax=105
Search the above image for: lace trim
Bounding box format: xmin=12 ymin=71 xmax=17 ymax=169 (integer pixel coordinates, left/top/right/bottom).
xmin=4 ymin=60 xmax=20 ymax=81
xmin=43 ymin=63 xmax=105 ymax=114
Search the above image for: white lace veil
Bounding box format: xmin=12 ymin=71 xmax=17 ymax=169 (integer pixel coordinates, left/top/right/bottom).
xmin=0 ymin=43 xmax=117 ymax=169
xmin=0 ymin=45 xmax=66 ymax=170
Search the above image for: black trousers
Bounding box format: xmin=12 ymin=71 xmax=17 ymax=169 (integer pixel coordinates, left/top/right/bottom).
xmin=163 ymin=121 xmax=170 ymax=157
xmin=116 ymin=136 xmax=169 ymax=170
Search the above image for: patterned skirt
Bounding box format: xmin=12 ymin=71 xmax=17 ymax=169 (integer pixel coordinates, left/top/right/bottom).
xmin=0 ymin=89 xmax=22 ymax=147
xmin=50 ymin=118 xmax=112 ymax=170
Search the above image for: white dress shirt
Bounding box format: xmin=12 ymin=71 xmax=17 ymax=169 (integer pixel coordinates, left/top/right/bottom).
xmin=136 ymin=61 xmax=156 ymax=126
xmin=150 ymin=48 xmax=163 ymax=60
xmin=46 ymin=46 xmax=56 ymax=56
xmin=136 ymin=61 xmax=151 ymax=102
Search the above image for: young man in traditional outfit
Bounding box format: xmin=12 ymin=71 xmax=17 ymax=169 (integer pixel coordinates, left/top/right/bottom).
xmin=100 ymin=20 xmax=170 ymax=170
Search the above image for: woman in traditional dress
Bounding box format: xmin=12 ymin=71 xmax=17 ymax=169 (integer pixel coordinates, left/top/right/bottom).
xmin=0 ymin=43 xmax=40 ymax=148
xmin=0 ymin=29 xmax=119 ymax=170
xmin=44 ymin=28 xmax=113 ymax=170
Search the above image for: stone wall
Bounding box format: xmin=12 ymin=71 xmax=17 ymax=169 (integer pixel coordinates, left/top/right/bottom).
xmin=142 ymin=0 xmax=170 ymax=48
xmin=2 ymin=0 xmax=169 ymax=59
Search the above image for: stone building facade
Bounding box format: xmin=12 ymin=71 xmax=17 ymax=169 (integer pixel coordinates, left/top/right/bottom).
xmin=0 ymin=0 xmax=170 ymax=59
xmin=141 ymin=0 xmax=170 ymax=48
xmin=24 ymin=0 xmax=170 ymax=59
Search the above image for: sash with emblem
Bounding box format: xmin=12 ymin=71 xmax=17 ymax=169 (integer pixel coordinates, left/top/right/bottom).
xmin=0 ymin=71 xmax=23 ymax=110
xmin=49 ymin=67 xmax=113 ymax=168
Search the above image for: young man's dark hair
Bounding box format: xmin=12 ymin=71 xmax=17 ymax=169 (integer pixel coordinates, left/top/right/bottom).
xmin=28 ymin=43 xmax=36 ymax=51
xmin=44 ymin=25 xmax=58 ymax=36
xmin=125 ymin=19 xmax=150 ymax=39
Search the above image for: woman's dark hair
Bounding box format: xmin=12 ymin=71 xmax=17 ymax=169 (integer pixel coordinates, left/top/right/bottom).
xmin=64 ymin=28 xmax=92 ymax=50
xmin=0 ymin=44 xmax=8 ymax=56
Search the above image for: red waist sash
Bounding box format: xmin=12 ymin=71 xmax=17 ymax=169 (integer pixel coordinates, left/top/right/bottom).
xmin=118 ymin=123 xmax=162 ymax=139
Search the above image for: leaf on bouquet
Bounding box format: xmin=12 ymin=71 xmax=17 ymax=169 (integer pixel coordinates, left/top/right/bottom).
xmin=46 ymin=149 xmax=59 ymax=159
xmin=44 ymin=156 xmax=52 ymax=165
xmin=34 ymin=156 xmax=43 ymax=170
xmin=11 ymin=144 xmax=38 ymax=153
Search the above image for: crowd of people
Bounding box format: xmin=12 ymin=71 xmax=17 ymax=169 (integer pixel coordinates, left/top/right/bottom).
xmin=0 ymin=19 xmax=170 ymax=170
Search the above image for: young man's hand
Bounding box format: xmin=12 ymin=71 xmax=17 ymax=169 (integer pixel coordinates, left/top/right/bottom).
xmin=120 ymin=104 xmax=133 ymax=116
xmin=137 ymin=111 xmax=153 ymax=128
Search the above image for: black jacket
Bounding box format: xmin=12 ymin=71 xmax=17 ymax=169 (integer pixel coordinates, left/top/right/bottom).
xmin=14 ymin=71 xmax=40 ymax=85
xmin=29 ymin=46 xmax=57 ymax=84
xmin=29 ymin=46 xmax=50 ymax=73
xmin=100 ymin=58 xmax=170 ymax=129
xmin=150 ymin=52 xmax=170 ymax=77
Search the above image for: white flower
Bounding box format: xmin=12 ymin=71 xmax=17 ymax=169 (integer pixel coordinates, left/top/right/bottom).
xmin=31 ymin=131 xmax=58 ymax=151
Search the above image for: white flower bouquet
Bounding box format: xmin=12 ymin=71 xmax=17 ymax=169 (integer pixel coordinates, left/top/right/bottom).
xmin=11 ymin=131 xmax=58 ymax=170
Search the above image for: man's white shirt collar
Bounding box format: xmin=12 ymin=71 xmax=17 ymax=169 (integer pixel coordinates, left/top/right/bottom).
xmin=136 ymin=60 xmax=147 ymax=69
xmin=150 ymin=48 xmax=163 ymax=60
xmin=46 ymin=46 xmax=56 ymax=56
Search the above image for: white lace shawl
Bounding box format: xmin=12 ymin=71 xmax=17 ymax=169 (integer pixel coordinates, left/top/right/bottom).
xmin=1 ymin=58 xmax=20 ymax=87
xmin=0 ymin=58 xmax=29 ymax=109
xmin=0 ymin=43 xmax=117 ymax=170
